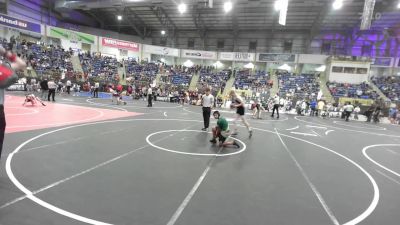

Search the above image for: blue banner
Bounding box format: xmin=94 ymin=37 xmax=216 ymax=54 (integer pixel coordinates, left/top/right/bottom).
xmin=0 ymin=14 xmax=41 ymax=33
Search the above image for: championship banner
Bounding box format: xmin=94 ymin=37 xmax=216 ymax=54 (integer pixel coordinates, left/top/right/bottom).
xmin=48 ymin=26 xmax=95 ymax=44
xmin=181 ymin=49 xmax=217 ymax=60
xmin=371 ymin=57 xmax=393 ymax=67
xmin=257 ymin=53 xmax=296 ymax=62
xmin=0 ymin=13 xmax=41 ymax=33
xmin=143 ymin=44 xmax=179 ymax=57
xmin=102 ymin=37 xmax=139 ymax=52
xmin=219 ymin=52 xmax=255 ymax=62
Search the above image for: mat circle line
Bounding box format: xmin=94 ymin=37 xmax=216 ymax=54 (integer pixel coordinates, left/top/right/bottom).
xmin=362 ymin=144 xmax=400 ymax=178
xmin=146 ymin=129 xmax=246 ymax=156
xmin=6 ymin=118 xmax=378 ymax=225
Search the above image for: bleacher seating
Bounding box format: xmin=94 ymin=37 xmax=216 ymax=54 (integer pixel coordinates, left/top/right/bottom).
xmin=27 ymin=44 xmax=73 ymax=76
xmin=278 ymin=73 xmax=319 ymax=99
xmin=234 ymin=70 xmax=269 ymax=90
xmin=80 ymin=54 xmax=119 ymax=81
xmin=199 ymin=69 xmax=230 ymax=88
xmin=371 ymin=76 xmax=400 ymax=102
xmin=327 ymin=82 xmax=378 ymax=99
xmin=125 ymin=59 xmax=159 ymax=84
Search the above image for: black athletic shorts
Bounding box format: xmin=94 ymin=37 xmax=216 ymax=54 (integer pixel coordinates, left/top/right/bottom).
xmin=236 ymin=106 xmax=245 ymax=116
xmin=218 ymin=133 xmax=227 ymax=143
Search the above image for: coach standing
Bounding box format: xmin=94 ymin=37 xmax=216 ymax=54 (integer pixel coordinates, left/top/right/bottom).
xmin=201 ymin=87 xmax=214 ymax=131
xmin=0 ymin=46 xmax=27 ymax=161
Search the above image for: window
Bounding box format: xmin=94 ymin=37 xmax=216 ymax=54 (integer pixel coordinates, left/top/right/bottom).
xmin=344 ymin=67 xmax=355 ymax=73
xmin=249 ymin=41 xmax=257 ymax=51
xmin=284 ymin=40 xmax=292 ymax=52
xmin=188 ymin=38 xmax=195 ymax=48
xmin=322 ymin=42 xmax=331 ymax=54
xmin=160 ymin=38 xmax=167 ymax=46
xmin=332 ymin=66 xmax=343 ymax=73
xmin=356 ymin=68 xmax=368 ymax=74
xmin=217 ymin=40 xmax=224 ymax=49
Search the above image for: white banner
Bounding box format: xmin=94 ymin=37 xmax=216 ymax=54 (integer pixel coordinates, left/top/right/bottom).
xmin=219 ymin=52 xmax=255 ymax=62
xmin=143 ymin=44 xmax=180 ymax=57
xmin=181 ymin=49 xmax=217 ymax=60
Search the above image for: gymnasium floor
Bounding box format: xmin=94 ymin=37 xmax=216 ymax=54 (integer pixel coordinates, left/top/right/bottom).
xmin=0 ymin=93 xmax=399 ymax=225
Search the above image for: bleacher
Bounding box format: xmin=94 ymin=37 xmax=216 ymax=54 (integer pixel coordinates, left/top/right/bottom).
xmin=199 ymin=69 xmax=230 ymax=88
xmin=327 ymin=82 xmax=378 ymax=99
xmin=80 ymin=54 xmax=119 ymax=81
xmin=125 ymin=60 xmax=159 ymax=84
xmin=234 ymin=70 xmax=269 ymax=90
xmin=28 ymin=44 xmax=73 ymax=76
xmin=278 ymin=73 xmax=319 ymax=99
xmin=371 ymin=76 xmax=400 ymax=102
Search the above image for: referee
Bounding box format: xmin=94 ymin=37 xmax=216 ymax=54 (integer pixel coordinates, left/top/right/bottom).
xmin=201 ymin=87 xmax=214 ymax=131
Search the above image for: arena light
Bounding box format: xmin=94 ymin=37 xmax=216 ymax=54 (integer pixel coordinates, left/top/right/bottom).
xmin=213 ymin=61 xmax=223 ymax=69
xmin=224 ymin=1 xmax=233 ymax=13
xmin=332 ymin=0 xmax=343 ymax=10
xmin=161 ymin=30 xmax=166 ymax=35
xmin=117 ymin=15 xmax=122 ymax=21
xmin=178 ymin=3 xmax=187 ymax=14
xmin=244 ymin=63 xmax=255 ymax=69
xmin=160 ymin=58 xmax=165 ymax=63
xmin=274 ymin=0 xmax=282 ymax=11
xmin=397 ymin=1 xmax=400 ymax=8
xmin=315 ymin=65 xmax=326 ymax=72
xmin=183 ymin=60 xmax=194 ymax=68
xmin=278 ymin=0 xmax=288 ymax=25
xmin=278 ymin=64 xmax=291 ymax=71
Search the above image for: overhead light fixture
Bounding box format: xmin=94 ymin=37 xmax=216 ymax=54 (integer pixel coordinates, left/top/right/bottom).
xmin=161 ymin=30 xmax=166 ymax=35
xmin=183 ymin=60 xmax=194 ymax=68
xmin=397 ymin=1 xmax=400 ymax=8
xmin=224 ymin=1 xmax=233 ymax=13
xmin=278 ymin=0 xmax=288 ymax=25
xmin=117 ymin=15 xmax=122 ymax=20
xmin=244 ymin=63 xmax=255 ymax=69
xmin=213 ymin=61 xmax=223 ymax=68
xmin=274 ymin=0 xmax=282 ymax=11
xmin=315 ymin=65 xmax=326 ymax=72
xmin=278 ymin=64 xmax=291 ymax=71
xmin=178 ymin=3 xmax=187 ymax=14
xmin=332 ymin=0 xmax=343 ymax=10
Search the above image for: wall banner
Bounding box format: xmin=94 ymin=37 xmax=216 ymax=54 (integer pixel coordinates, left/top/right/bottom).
xmin=143 ymin=44 xmax=179 ymax=57
xmin=257 ymin=53 xmax=296 ymax=62
xmin=219 ymin=52 xmax=255 ymax=61
xmin=181 ymin=49 xmax=217 ymax=60
xmin=0 ymin=13 xmax=41 ymax=33
xmin=48 ymin=26 xmax=95 ymax=44
xmin=102 ymin=37 xmax=139 ymax=52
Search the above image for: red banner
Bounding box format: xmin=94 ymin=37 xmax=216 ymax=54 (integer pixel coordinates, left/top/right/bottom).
xmin=101 ymin=37 xmax=139 ymax=52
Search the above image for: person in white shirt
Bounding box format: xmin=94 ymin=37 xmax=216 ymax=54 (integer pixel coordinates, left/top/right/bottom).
xmin=201 ymin=87 xmax=214 ymax=131
xmin=93 ymin=82 xmax=99 ymax=98
xmin=147 ymin=85 xmax=153 ymax=107
xmin=271 ymin=94 xmax=280 ymax=119
xmin=353 ymin=105 xmax=361 ymax=120
xmin=66 ymin=80 xmax=72 ymax=95
xmin=343 ymin=102 xmax=354 ymax=122
xmin=47 ymin=79 xmax=57 ymax=102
